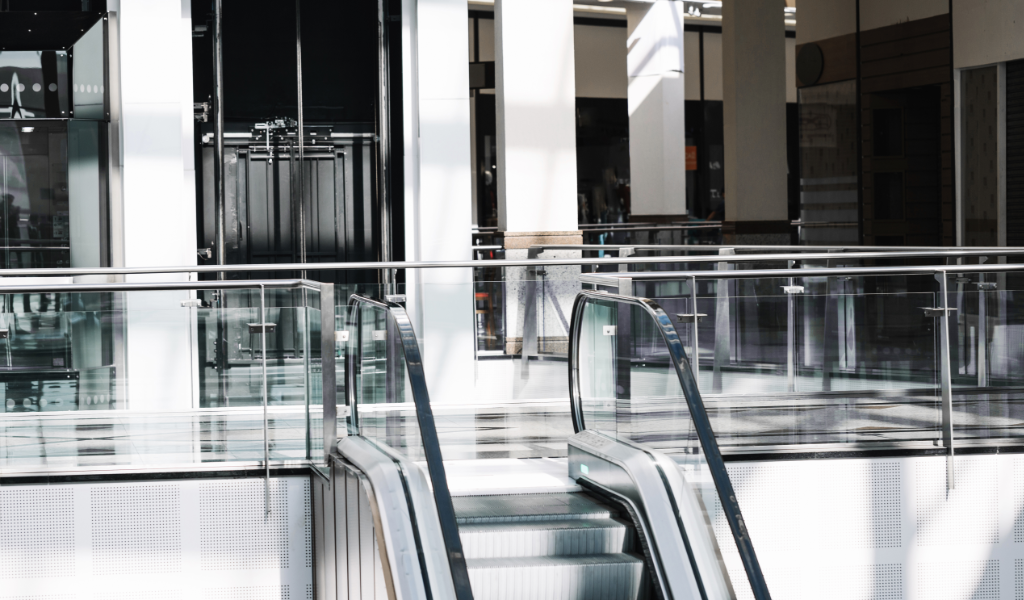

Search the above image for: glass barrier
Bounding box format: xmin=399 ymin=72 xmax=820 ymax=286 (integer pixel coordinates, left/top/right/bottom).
xmin=0 ymin=280 xmax=329 ymax=474
xmin=571 ymin=290 xmax=770 ymax=600
xmin=344 ymin=294 xmax=472 ymax=597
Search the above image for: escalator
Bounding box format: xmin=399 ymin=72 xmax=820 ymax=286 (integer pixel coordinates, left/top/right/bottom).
xmin=327 ymin=292 xmax=771 ymax=600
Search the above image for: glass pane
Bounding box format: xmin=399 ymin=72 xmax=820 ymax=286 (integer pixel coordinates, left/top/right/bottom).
xmin=0 ymin=285 xmax=324 ymax=472
xmin=575 ymin=297 xmax=756 ymax=598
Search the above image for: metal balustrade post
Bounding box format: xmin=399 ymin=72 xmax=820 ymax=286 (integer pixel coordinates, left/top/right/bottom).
xmin=520 ymin=247 xmax=541 ymax=379
xmin=977 ymin=277 xmax=994 ymax=388
xmin=822 ymin=250 xmax=844 ymax=392
xmin=712 ymin=248 xmax=733 ymax=393
xmin=787 ymin=260 xmax=796 ymax=393
xmin=690 ymin=275 xmax=699 ymax=385
xmin=260 ymin=284 xmax=270 ymax=512
xmin=319 ymin=283 xmax=336 ymax=465
xmin=935 ymin=272 xmax=956 ymax=489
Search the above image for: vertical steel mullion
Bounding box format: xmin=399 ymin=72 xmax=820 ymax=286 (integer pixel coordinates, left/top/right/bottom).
xmin=690 ymin=275 xmax=699 ymax=385
xmin=320 ymin=283 xmax=337 ymax=465
xmin=977 ymin=278 xmax=989 ymax=387
xmin=260 ymin=284 xmax=270 ymax=512
xmin=936 ymin=272 xmax=955 ymax=489
xmin=712 ymin=249 xmax=733 ymax=394
xmin=787 ymin=260 xmax=796 ymax=393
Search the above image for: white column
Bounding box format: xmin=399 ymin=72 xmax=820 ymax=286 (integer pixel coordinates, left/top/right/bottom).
xmin=626 ymin=1 xmax=687 ymax=220
xmin=112 ymin=0 xmax=198 ymax=411
xmin=495 ymin=0 xmax=578 ymax=236
xmin=722 ymin=0 xmax=789 ymax=243
xmin=403 ymin=0 xmax=475 ymax=403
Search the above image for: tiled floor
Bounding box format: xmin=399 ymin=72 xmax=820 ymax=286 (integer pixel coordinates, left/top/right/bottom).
xmin=5 ymin=373 xmax=1024 ymax=477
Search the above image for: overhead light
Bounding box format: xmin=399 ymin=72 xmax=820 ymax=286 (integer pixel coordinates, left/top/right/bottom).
xmin=597 ymin=0 xmax=614 ymax=2
xmin=784 ymin=7 xmax=796 ymax=13
xmin=702 ymin=1 xmax=722 ymax=7
xmin=21 ymin=127 xmax=34 ymax=133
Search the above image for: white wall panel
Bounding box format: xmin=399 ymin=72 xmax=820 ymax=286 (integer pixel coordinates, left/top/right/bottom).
xmin=575 ymin=25 xmax=627 ymax=99
xmin=0 ymin=477 xmax=312 ymax=600
xmin=719 ymin=455 xmax=1024 ymax=600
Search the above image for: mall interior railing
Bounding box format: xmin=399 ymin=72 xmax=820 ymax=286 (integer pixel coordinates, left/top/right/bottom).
xmin=3 ymin=250 xmax=1024 ymax=483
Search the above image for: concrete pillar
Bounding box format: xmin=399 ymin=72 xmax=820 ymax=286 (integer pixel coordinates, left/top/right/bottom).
xmin=495 ymin=0 xmax=581 ymax=359
xmin=722 ymin=0 xmax=790 ymax=244
xmin=626 ymin=1 xmax=687 ymax=222
xmin=402 ymin=0 xmax=475 ymax=403
xmin=110 ymin=0 xmax=198 ymax=410
xmin=495 ymin=0 xmax=580 ymax=241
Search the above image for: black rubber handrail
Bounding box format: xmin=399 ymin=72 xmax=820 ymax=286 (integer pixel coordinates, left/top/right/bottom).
xmin=568 ymin=289 xmax=772 ymax=600
xmin=346 ymin=294 xmax=474 ymax=600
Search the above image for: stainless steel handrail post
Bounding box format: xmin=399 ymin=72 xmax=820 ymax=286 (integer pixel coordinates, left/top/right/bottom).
xmin=690 ymin=275 xmax=699 ymax=385
xmin=936 ymin=272 xmax=955 ymax=489
xmin=319 ymin=283 xmax=337 ymax=466
xmin=260 ymin=283 xmax=270 ymax=513
xmin=712 ymin=248 xmax=733 ymax=393
xmin=787 ymin=260 xmax=796 ymax=393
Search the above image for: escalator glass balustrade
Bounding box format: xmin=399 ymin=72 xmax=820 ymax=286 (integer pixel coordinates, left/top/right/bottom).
xmin=568 ymin=290 xmax=773 ymax=600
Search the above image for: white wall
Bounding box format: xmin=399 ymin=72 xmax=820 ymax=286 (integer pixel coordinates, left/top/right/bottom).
xmin=702 ymin=32 xmax=723 ymax=101
xmin=111 ymin=0 xmax=198 ymax=412
xmin=859 ymin=0 xmax=948 ymax=32
xmin=575 ymin=24 xmax=627 ymax=99
xmin=725 ymin=454 xmax=1024 ymax=599
xmin=795 ymin=0 xmax=856 ymax=44
xmin=0 ymin=477 xmax=312 ymax=598
xmin=684 ymin=31 xmax=701 ymax=101
xmin=953 ymin=0 xmax=1024 ymax=69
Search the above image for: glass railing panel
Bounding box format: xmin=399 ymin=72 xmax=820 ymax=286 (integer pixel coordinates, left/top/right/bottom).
xmin=0 ymin=283 xmax=326 ymax=472
xmin=952 ymin=275 xmax=1024 ymax=441
xmin=574 ymin=294 xmax=765 ymax=599
xmin=346 ymin=298 xmax=425 ymax=464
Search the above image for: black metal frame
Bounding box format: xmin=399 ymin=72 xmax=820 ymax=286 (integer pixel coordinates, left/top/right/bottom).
xmin=346 ymin=294 xmax=474 ymax=600
xmin=568 ymin=289 xmax=772 ymax=600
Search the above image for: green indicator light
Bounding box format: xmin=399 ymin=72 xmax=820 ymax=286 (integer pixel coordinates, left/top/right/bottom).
xmin=580 ymin=464 xmax=589 ymax=474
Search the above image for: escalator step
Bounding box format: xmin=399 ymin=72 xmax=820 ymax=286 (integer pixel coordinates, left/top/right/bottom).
xmin=466 ymin=554 xmax=645 ymax=600
xmin=460 ymin=518 xmax=633 ymax=558
xmin=454 ymin=492 xmax=614 ymax=524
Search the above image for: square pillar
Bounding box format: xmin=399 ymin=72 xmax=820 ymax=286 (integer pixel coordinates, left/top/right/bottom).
xmin=722 ymin=0 xmax=790 ymax=244
xmin=495 ymin=0 xmax=581 ymax=358
xmin=402 ymin=0 xmax=476 ymax=403
xmin=626 ymin=1 xmax=687 ymax=222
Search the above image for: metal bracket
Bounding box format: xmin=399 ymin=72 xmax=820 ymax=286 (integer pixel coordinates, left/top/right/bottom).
xmin=603 ymin=325 xmax=617 ymax=336
xmin=782 ymin=285 xmax=804 ymax=294
xmin=335 ymin=330 xmax=350 ymax=342
xmin=372 ymin=330 xmax=387 ymax=341
xmin=977 ymin=282 xmax=998 ymax=291
xmin=676 ymin=313 xmax=707 ymax=323
xmin=921 ymin=307 xmax=957 ymax=318
xmin=0 ymin=329 xmax=10 ymax=339
xmin=248 ymin=323 xmax=277 ymax=334
xmin=385 ymin=294 xmax=406 ymax=304
xmin=181 ymin=299 xmax=210 ymax=308
xmin=197 ymin=248 xmax=212 ymax=260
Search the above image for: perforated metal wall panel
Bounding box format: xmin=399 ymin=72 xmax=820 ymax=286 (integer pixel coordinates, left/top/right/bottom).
xmin=722 ymin=455 xmax=1024 ymax=599
xmin=0 ymin=476 xmax=312 ymax=599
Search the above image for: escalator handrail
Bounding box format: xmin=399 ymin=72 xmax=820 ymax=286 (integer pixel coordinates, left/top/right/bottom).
xmin=568 ymin=289 xmax=772 ymax=600
xmin=347 ymin=294 xmax=475 ymax=600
